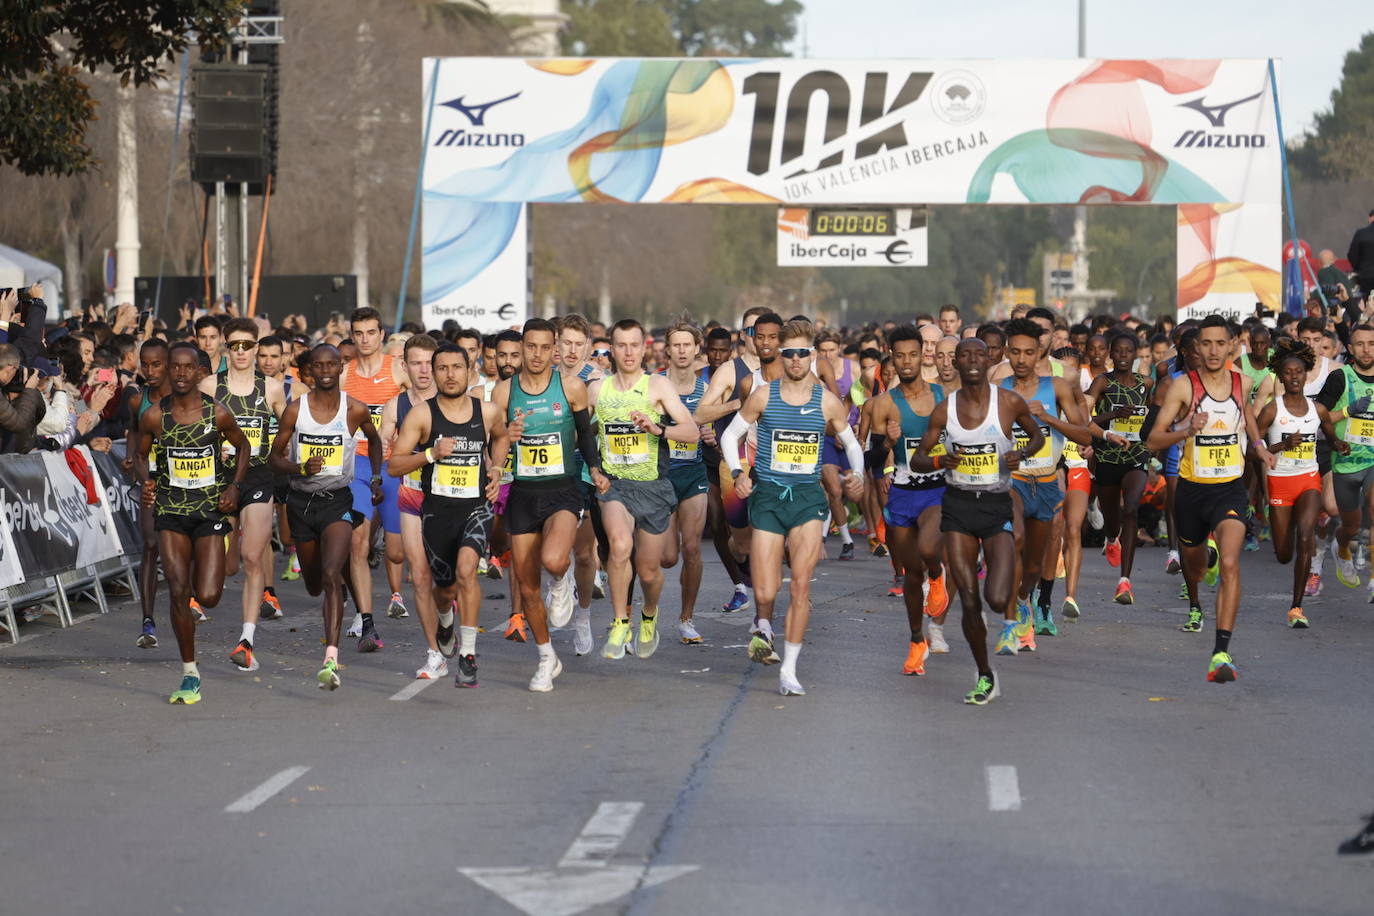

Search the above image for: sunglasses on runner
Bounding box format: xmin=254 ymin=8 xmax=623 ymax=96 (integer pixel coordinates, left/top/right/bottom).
xmin=743 ymin=327 xmax=755 ymax=337
xmin=591 ymin=348 xmax=610 ymax=358
xmin=226 ymin=339 xmax=258 ymax=352
xmin=779 ymin=347 xmax=813 ymax=360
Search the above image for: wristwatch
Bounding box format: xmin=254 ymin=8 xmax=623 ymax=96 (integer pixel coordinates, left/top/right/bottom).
xmin=731 ymin=468 xmax=743 ymax=480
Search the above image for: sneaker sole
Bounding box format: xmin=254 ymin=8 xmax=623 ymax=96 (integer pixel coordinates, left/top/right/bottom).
xmin=357 ymin=637 xmax=383 ymax=653
xmin=387 ymin=607 xmax=409 ymax=619
xmin=748 ymin=636 xmax=779 ymax=664
xmin=136 ymin=636 xmax=158 ymax=649
xmin=318 ymin=671 xmax=340 ymax=690
xmin=1208 ymin=667 xmax=1237 ymax=683
xmin=529 ymin=659 xmax=563 ymax=692
xmin=169 ymin=694 xmax=201 ymax=705
xmin=1115 ymin=594 xmax=1134 ymax=605
xmin=779 ymin=683 xmax=806 ymax=696
xmin=637 ymin=636 xmax=660 ymax=659
xmin=602 ymin=639 xmax=630 ymax=659
xmin=230 ymin=655 xmax=259 ymax=672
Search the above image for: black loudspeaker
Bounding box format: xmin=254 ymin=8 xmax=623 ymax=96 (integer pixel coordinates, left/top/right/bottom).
xmin=190 ymin=64 xmax=269 ymax=185
xmin=135 ymin=275 xmax=358 ymax=333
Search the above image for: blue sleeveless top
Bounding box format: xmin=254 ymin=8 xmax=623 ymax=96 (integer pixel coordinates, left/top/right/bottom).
xmin=892 ymin=383 xmax=945 ymax=490
xmin=998 ymin=375 xmax=1062 ymax=478
xmin=755 ymin=379 xmax=826 ymax=486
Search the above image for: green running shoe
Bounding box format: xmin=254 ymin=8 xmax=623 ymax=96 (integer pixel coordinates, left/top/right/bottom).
xmin=1180 ymin=607 xmax=1204 ymax=633
xmin=1035 ymin=606 xmax=1058 ymax=636
xmin=637 ymin=613 xmax=660 ymax=659
xmin=964 ymin=673 xmax=999 ymax=705
xmin=169 ymin=675 xmax=201 ymax=705
xmin=995 ymin=622 xmax=1018 ymax=656
xmin=602 ymin=619 xmax=632 ymax=659
xmin=317 ymin=658 xmax=340 ymax=691
xmin=1203 ymin=539 xmax=1220 ymax=587
xmin=1333 ymin=540 xmax=1360 ymax=589
xmin=1178 ymin=580 xmax=1190 ymax=601
xmin=1207 ymin=651 xmax=1237 ymax=683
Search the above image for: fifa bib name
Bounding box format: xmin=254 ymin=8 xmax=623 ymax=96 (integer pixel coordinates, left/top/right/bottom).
xmin=433 ymin=453 xmax=481 ymax=499
xmin=299 ymin=433 xmax=344 ymax=475
xmin=518 ymin=432 xmax=565 ymax=477
xmin=770 ymin=429 xmax=820 ymax=475
xmin=168 ymin=445 xmax=216 ymax=489
xmin=1194 ymin=433 xmax=1241 ymax=478
xmin=604 ymin=422 xmax=648 ymax=466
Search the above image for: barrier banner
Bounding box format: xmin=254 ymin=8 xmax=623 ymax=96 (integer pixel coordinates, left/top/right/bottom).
xmin=92 ymin=444 xmax=144 ymax=558
xmin=0 ymin=447 xmax=124 ymax=580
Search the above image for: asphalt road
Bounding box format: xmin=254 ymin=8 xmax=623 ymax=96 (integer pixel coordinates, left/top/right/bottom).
xmin=2 ymin=533 xmax=1371 ymax=916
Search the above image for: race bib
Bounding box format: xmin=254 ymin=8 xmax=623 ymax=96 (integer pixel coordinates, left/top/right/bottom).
xmin=1194 ymin=433 xmax=1241 ymax=478
xmin=403 ymin=463 xmax=423 ymax=491
xmin=1347 ymin=414 xmax=1374 ymax=447
xmin=168 ymin=445 xmax=216 ymax=489
xmin=950 ymin=442 xmax=999 ymax=488
xmin=149 ymin=445 xmax=159 ymax=473
xmin=1110 ymin=405 xmax=1148 ymax=442
xmin=770 ymin=429 xmax=820 ymax=475
xmin=929 ymin=434 xmax=947 ymax=458
xmin=501 ymin=447 xmax=514 ymax=484
xmin=518 ymin=432 xmax=565 ymax=477
xmin=433 ymin=454 xmax=481 ymax=499
xmin=1014 ymin=424 xmax=1055 ymax=475
xmin=224 ymin=414 xmax=264 ymax=462
xmin=604 ymin=422 xmax=649 ymax=466
xmin=1276 ymin=433 xmax=1317 ymax=473
xmin=669 ymin=438 xmax=699 ymax=462
xmin=1063 ymin=438 xmax=1085 ymax=467
xmin=299 ymin=432 xmax=344 ymax=476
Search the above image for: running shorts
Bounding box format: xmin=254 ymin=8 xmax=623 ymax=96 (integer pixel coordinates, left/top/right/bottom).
xmin=941 ymin=488 xmax=1014 ymax=540
xmin=1268 ymin=471 xmax=1321 ymax=508
xmin=154 ymin=513 xmax=230 ymax=540
xmin=231 ymin=465 xmax=274 ymax=513
xmin=748 ymin=478 xmax=828 ymax=535
xmin=1175 ymin=478 xmax=1248 ymax=548
xmin=349 ymin=454 xmax=401 ymax=535
xmin=1332 ymin=465 xmax=1374 ymax=514
xmin=668 ymin=463 xmax=709 ymax=504
xmin=1012 ymin=476 xmax=1064 ymax=522
xmin=597 ymin=476 xmax=678 ymax=535
xmin=719 ymin=460 xmax=750 ymax=529
xmin=1164 ymin=443 xmax=1181 ymax=478
xmin=822 ymin=435 xmax=851 ymax=471
xmin=506 ymin=479 xmax=585 ymax=536
xmin=1093 ymin=459 xmax=1147 ymax=489
xmin=421 ymin=501 xmax=495 ymax=587
xmin=398 ymin=484 xmax=423 ymax=517
xmin=287 ymin=486 xmax=361 ymax=543
xmin=1066 ymin=467 xmax=1092 ymax=494
xmin=493 ymin=481 xmax=511 ymax=516
xmin=883 ymin=484 xmax=943 ymax=529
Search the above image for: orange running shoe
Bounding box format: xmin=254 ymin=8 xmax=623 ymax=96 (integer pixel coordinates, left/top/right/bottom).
xmin=189 ymin=597 xmax=208 ymax=622
xmin=504 ymin=612 xmax=528 ymax=642
xmin=902 ymin=640 xmax=928 ymax=676
xmin=1104 ymin=539 xmax=1122 ymax=568
xmin=229 ymin=639 xmax=258 ymax=672
xmin=260 ymin=589 xmax=283 ymax=620
xmin=887 ymin=577 xmax=904 ymax=598
xmin=1114 ymin=579 xmax=1134 ymax=605
xmin=925 ymin=573 xmax=950 ymax=617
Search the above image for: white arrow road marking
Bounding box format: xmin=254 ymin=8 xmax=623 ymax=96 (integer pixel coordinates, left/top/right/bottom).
xmin=459 ymin=801 xmax=698 ymax=916
xmin=986 ymin=765 xmax=1022 ymax=812
xmin=224 ymin=766 xmax=310 ymax=813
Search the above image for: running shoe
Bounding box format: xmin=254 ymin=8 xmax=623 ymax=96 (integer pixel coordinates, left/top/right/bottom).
xmin=345 ymin=612 xmax=364 ymax=638
xmin=1114 ymin=579 xmax=1134 ymax=605
xmin=1304 ymin=572 xmax=1322 ymax=597
xmin=1180 ymin=607 xmax=1205 ymax=633
xmin=677 ymin=620 xmax=702 ymax=644
xmin=1204 ymin=539 xmax=1220 ymax=587
xmin=1258 ymin=524 xmax=1271 ymax=542
xmin=964 ymin=673 xmax=999 ymax=706
xmin=136 ymin=619 xmax=158 ymax=649
xmin=1087 ymin=499 xmax=1104 ymax=529
xmin=476 ymin=556 xmax=489 ymax=578
xmin=869 ymin=536 xmax=888 ymax=558
xmin=1334 ymin=540 xmax=1360 ymax=588
xmin=189 ymin=597 xmax=208 ymax=623
xmin=1165 ymin=550 xmax=1181 ymax=576
xmin=281 ymin=551 xmax=301 ymax=581
xmin=357 ymin=622 xmax=383 ymax=653
xmin=778 ymin=671 xmax=806 ymax=696
xmin=838 ymin=541 xmax=854 ymax=561
xmin=637 ymin=614 xmax=660 ymax=658
xmin=602 ymin=618 xmax=632 ymax=659
xmin=995 ymin=621 xmax=1018 ymax=656
xmin=1035 ymin=606 xmax=1058 ymax=637
xmin=484 ymin=555 xmax=503 ymax=580
xmin=317 ymin=658 xmax=340 ymax=690
xmin=387 ymin=592 xmax=409 ymax=619
xmin=722 ymin=586 xmax=750 ymax=612
xmin=592 ymin=569 xmax=606 ymax=599
xmin=260 ymin=588 xmax=283 ymax=620
xmin=416 ymin=649 xmax=448 ymax=680
xmin=1178 ymin=580 xmax=1191 ymax=601
xmin=436 ymin=617 xmax=457 ymax=658
xmin=169 ymin=675 xmax=201 ymax=705
xmin=529 ymin=654 xmax=562 ymax=692
xmin=229 ymin=640 xmax=259 ymax=672
xmin=1013 ymin=599 xmax=1033 ymax=641
xmin=748 ymin=622 xmax=780 ymax=664
xmin=1206 ymin=651 xmax=1237 ymax=683
xmin=925 ymin=573 xmax=949 ymax=617
xmin=1103 ymin=539 xmax=1122 ymax=569
xmin=547 ymin=568 xmax=576 ymax=629
xmin=455 ymin=654 xmax=478 ymax=688
xmin=1061 ymin=596 xmax=1081 ymax=621
xmin=573 ymin=612 xmax=593 ymax=656
xmin=504 ymin=612 xmax=528 ymax=643
xmin=1018 ymin=628 xmax=1037 ymax=653
xmin=1286 ymin=607 xmax=1310 ymax=629
xmin=887 ymin=577 xmax=904 ymax=598
xmin=927 ymin=623 xmax=950 ymax=654
xmin=902 ymin=640 xmax=928 ymax=676
xmin=1243 ymin=532 xmax=1259 ymax=552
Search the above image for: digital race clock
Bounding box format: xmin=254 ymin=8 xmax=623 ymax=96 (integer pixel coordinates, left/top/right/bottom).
xmin=808 ymin=208 xmax=896 ymax=237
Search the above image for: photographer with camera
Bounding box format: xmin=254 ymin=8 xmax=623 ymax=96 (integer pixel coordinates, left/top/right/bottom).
xmin=0 ymin=343 xmax=46 ymax=453
xmin=1347 ymin=209 xmax=1374 ymax=302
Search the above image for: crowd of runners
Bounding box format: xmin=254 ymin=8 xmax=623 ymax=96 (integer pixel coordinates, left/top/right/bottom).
xmin=127 ymin=301 xmax=1373 ymax=706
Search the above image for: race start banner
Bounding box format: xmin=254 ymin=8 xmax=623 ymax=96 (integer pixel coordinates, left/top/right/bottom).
xmin=421 ymin=58 xmax=1281 ymax=327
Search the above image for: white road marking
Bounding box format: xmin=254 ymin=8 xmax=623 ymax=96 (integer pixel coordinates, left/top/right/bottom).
xmin=390 ymin=677 xmax=440 ymax=701
xmin=985 ymin=765 xmax=1022 ymax=812
xmin=558 ymin=801 xmax=643 ymax=868
xmin=224 ymin=766 xmax=311 ymax=813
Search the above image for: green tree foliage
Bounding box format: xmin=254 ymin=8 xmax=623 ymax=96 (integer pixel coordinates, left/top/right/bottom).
xmin=563 ymin=0 xmax=683 ymax=57
xmin=666 ymin=0 xmax=802 ymax=56
xmin=1084 ymin=207 xmax=1176 ymax=317
xmin=0 ymin=0 xmax=246 ymax=176
xmin=1293 ymin=31 xmax=1374 ymax=180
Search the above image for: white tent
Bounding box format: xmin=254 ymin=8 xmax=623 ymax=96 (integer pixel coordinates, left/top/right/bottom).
xmin=0 ymin=243 xmax=63 ymax=312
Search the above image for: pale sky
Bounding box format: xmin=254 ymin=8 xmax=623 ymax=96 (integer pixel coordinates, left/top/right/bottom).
xmin=793 ymin=0 xmax=1374 ymax=135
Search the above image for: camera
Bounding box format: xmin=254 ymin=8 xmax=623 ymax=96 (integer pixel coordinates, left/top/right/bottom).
xmin=1320 ymin=284 xmax=1342 ymax=301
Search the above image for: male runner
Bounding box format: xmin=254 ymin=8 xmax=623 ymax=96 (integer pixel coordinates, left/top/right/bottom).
xmin=721 ymin=320 xmax=863 ymax=695
xmin=816 ymin=328 xmax=860 ymax=559
xmin=134 ymin=342 xmax=249 ymax=703
xmin=493 ymin=319 xmax=606 ymax=690
xmin=390 ymin=344 xmax=507 ymax=687
xmin=256 ymin=334 xmax=302 ymax=583
xmin=339 ymin=306 xmax=408 ymax=647
xmin=268 ymin=344 xmax=383 ymax=690
xmin=661 ymin=319 xmax=711 ymax=644
xmin=1147 ymin=316 xmax=1273 ymax=682
xmin=911 ymin=338 xmax=1043 ymax=705
xmin=124 ymin=339 xmax=172 ymax=649
xmin=700 ymin=326 xmax=751 ymax=612
xmin=204 ymin=319 xmax=287 ymax=672
xmin=553 ymin=313 xmax=604 ymax=652
xmin=590 ymin=319 xmax=699 ymax=659
xmin=1315 ymin=323 xmax=1374 ymax=598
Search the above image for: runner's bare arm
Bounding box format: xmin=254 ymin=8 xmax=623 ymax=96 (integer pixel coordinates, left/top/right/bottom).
xmin=1316 ymin=403 xmax=1350 ymax=455
xmin=908 ymin=401 xmax=949 ymax=474
xmin=650 ymin=375 xmax=698 ymax=444
xmin=694 ymin=360 xmax=739 ymax=425
xmin=1144 ymin=376 xmax=1198 ymax=450
xmin=386 ymin=404 xmax=432 ymax=478
xmin=349 ymin=396 xmax=384 ymax=481
xmin=265 ymin=376 xmax=287 ymax=418
xmin=1243 ymin=400 xmax=1276 ymax=469
xmin=1003 ymin=388 xmax=1044 ymax=469
xmin=1254 ymin=400 xmax=1277 ymax=440
xmin=719 ymin=385 xmax=767 ymax=476
xmin=267 ymin=399 xmax=303 ymax=475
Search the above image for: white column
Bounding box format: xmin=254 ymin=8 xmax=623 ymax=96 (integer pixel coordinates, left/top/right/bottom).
xmin=114 ymin=84 xmax=140 ymax=305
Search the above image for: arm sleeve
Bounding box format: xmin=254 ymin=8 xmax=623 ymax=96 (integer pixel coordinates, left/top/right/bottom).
xmin=1315 ymin=370 xmax=1345 ymax=411
xmin=572 ymin=407 xmax=601 ymax=473
xmin=837 ymin=426 xmax=864 ymax=473
xmin=721 ymin=414 xmax=749 ymax=474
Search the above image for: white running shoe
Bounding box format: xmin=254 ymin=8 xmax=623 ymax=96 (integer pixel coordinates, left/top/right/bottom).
xmin=592 ymin=569 xmax=606 ymax=600
xmin=927 ymin=622 xmax=950 ymax=654
xmin=1087 ymin=498 xmax=1104 ymax=530
xmin=415 ymin=649 xmax=448 ymax=680
xmin=778 ymin=670 xmax=806 ymax=696
xmin=1165 ymin=550 xmax=1181 ymax=576
xmin=572 ymin=609 xmax=593 ymax=656
xmin=529 ymin=653 xmax=563 ymax=692
xmin=345 ymin=612 xmax=363 ymax=638
xmin=677 ymin=620 xmax=702 ymax=644
xmin=546 ymin=567 xmax=576 ymax=629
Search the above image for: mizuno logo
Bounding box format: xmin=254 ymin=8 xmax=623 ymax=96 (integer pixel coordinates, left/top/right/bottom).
xmin=439 ymin=92 xmax=521 ymax=126
xmin=1177 ymin=90 xmax=1264 ymax=128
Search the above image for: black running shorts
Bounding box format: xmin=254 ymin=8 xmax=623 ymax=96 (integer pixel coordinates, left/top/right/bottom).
xmin=1175 ymin=478 xmax=1248 ymax=547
